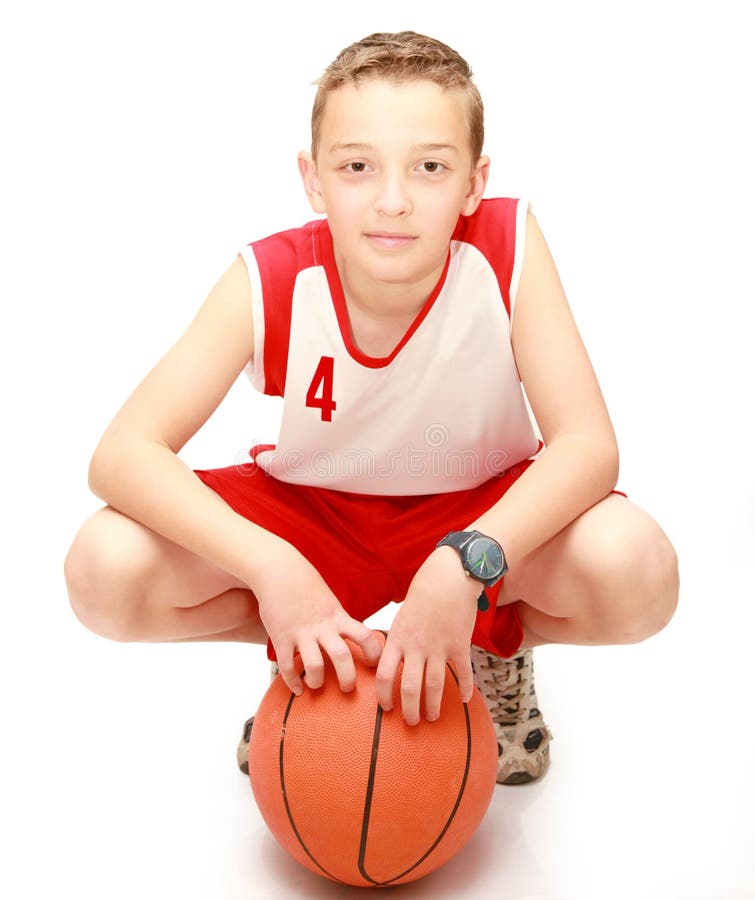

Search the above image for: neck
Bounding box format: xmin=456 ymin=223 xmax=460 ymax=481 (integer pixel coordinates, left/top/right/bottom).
xmin=334 ymin=252 xmax=446 ymax=321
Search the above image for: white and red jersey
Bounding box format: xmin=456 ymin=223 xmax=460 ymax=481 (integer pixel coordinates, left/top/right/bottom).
xmin=240 ymin=197 xmax=541 ymax=495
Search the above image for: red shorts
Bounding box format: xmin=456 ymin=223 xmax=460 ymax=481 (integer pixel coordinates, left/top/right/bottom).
xmin=194 ymin=456 xmax=628 ymax=660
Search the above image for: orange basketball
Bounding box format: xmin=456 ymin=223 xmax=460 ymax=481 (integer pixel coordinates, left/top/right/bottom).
xmin=248 ymin=631 xmax=498 ymax=887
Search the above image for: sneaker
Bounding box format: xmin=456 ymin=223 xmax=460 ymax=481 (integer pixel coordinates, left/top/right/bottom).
xmin=470 ymin=645 xmax=552 ymax=785
xmin=236 ymin=661 xmax=279 ymax=775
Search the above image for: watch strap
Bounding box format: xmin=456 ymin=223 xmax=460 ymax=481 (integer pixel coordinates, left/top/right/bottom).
xmin=437 ymin=531 xmax=495 ymax=609
xmin=436 ymin=530 xmax=477 ymax=551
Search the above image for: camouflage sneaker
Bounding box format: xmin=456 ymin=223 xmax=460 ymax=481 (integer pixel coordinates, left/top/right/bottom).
xmin=236 ymin=661 xmax=280 ymax=775
xmin=470 ymin=645 xmax=552 ymax=785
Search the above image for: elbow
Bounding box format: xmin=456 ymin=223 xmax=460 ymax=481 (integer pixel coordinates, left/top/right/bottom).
xmin=88 ymin=431 xmax=168 ymax=499
xmin=87 ymin=443 xmax=109 ymax=499
xmin=587 ymin=431 xmax=619 ymax=494
xmin=88 ymin=431 xmax=121 ymax=498
xmin=581 ymin=426 xmax=620 ymax=492
xmin=605 ymin=439 xmax=620 ymax=491
xmin=561 ymin=431 xmax=620 ymax=494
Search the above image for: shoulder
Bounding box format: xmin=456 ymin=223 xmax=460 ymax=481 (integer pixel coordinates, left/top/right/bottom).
xmin=248 ymin=217 xmax=327 ymax=274
xmin=451 ymin=197 xmax=528 ymax=318
xmin=451 ymin=196 xmax=526 ymax=275
xmin=452 ymin=197 xmax=522 ymax=247
xmin=242 ymin=218 xmax=329 ymax=397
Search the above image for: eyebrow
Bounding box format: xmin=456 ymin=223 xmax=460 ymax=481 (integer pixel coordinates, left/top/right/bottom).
xmin=328 ymin=142 xmax=460 ymax=155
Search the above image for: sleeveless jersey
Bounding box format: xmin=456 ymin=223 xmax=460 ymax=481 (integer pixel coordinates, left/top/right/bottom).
xmin=240 ymin=197 xmax=541 ymax=495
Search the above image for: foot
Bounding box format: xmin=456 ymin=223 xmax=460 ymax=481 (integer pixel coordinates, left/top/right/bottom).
xmin=470 ymin=645 xmax=552 ymax=785
xmin=237 ymin=662 xmax=279 ymax=775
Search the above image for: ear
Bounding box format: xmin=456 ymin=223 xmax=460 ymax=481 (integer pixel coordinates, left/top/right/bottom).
xmin=460 ymin=154 xmax=490 ymax=216
xmin=298 ymin=151 xmax=326 ymax=214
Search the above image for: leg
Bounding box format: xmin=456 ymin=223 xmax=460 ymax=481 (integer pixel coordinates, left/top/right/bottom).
xmin=64 ymin=505 xmax=268 ymax=644
xmin=497 ymin=494 xmax=680 ymax=648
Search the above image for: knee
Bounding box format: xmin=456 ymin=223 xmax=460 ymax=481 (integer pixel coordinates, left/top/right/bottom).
xmin=64 ymin=515 xmax=153 ymax=642
xmin=591 ymin=521 xmax=680 ymax=644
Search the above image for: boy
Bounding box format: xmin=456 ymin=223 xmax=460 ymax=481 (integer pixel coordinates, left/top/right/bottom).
xmin=64 ymin=32 xmax=679 ymax=786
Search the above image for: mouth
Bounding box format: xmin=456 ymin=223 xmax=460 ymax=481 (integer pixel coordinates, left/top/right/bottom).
xmin=364 ymin=232 xmax=417 ymax=250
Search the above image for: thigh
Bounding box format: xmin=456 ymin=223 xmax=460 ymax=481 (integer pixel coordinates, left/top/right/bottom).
xmin=497 ymin=492 xmax=653 ymax=616
xmin=69 ymin=504 xmax=250 ymax=608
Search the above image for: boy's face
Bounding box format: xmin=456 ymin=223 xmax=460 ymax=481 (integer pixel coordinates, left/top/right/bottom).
xmin=299 ymin=78 xmax=489 ymax=295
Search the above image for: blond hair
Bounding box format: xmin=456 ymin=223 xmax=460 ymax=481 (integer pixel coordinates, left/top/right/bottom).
xmin=311 ymin=31 xmax=484 ymax=162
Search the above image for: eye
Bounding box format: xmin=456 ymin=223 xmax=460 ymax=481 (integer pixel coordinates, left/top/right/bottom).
xmin=419 ymin=161 xmax=445 ymax=173
xmin=344 ymin=161 xmax=370 ymax=173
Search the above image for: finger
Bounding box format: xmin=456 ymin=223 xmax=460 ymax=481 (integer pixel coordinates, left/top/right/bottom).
xmin=319 ymin=634 xmax=357 ymax=692
xmin=453 ymin=650 xmax=475 ymax=704
xmin=276 ymin=644 xmax=303 ymax=696
xmin=340 ymin=620 xmax=382 ymax=667
xmin=375 ymin=641 xmax=402 ymax=711
xmin=298 ymin=639 xmax=325 ymax=690
xmin=423 ymin=657 xmax=448 ymax=722
xmin=400 ymin=656 xmax=425 ymax=727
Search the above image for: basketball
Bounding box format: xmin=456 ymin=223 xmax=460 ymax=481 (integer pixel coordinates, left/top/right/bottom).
xmin=248 ymin=631 xmax=498 ymax=887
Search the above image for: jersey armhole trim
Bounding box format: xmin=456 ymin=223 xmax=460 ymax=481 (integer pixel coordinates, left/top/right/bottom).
xmin=239 ymin=244 xmax=266 ymax=393
xmin=508 ymin=198 xmax=531 ymax=335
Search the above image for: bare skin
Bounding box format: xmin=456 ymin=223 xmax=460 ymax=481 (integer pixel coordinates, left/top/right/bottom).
xmin=65 ymin=77 xmax=679 ymax=725
xmin=65 ymin=492 xmax=679 ymax=718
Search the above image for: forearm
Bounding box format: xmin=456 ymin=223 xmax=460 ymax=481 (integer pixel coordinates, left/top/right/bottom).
xmin=88 ymin=435 xmax=284 ymax=586
xmin=468 ymin=434 xmax=619 ymax=572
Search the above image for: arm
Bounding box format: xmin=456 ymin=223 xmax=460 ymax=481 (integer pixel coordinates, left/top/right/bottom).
xmin=376 ymin=209 xmax=619 ymax=722
xmin=88 ymin=253 xmax=380 ymax=689
xmin=468 ymin=209 xmax=620 ymax=567
xmin=88 ymin=253 xmax=275 ymax=584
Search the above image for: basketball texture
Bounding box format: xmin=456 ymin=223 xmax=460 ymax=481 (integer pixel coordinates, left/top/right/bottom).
xmin=248 ymin=632 xmax=498 ymax=887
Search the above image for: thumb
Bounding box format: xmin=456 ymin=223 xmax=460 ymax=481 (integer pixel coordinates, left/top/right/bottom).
xmin=347 ymin=623 xmax=384 ymax=667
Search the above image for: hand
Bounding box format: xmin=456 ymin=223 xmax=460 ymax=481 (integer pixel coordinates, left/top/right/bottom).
xmin=375 ymin=546 xmax=479 ymax=725
xmin=249 ymin=537 xmax=382 ymax=696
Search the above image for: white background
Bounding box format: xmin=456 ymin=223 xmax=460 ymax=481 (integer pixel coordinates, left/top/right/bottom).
xmin=2 ymin=1 xmax=754 ymax=898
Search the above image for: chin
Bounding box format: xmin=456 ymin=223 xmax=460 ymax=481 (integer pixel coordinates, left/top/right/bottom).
xmin=368 ymin=261 xmax=429 ymax=286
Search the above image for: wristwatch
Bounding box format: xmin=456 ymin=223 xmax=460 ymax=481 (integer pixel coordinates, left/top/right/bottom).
xmin=436 ymin=530 xmax=508 ymax=611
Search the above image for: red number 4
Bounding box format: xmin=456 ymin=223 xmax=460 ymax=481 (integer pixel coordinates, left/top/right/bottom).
xmin=305 ymin=356 xmax=337 ymax=422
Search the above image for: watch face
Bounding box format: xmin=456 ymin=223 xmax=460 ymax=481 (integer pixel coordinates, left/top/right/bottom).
xmin=465 ymin=536 xmax=505 ymax=581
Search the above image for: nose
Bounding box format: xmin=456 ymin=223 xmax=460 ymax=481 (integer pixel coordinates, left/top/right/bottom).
xmin=374 ymin=172 xmax=412 ymax=217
